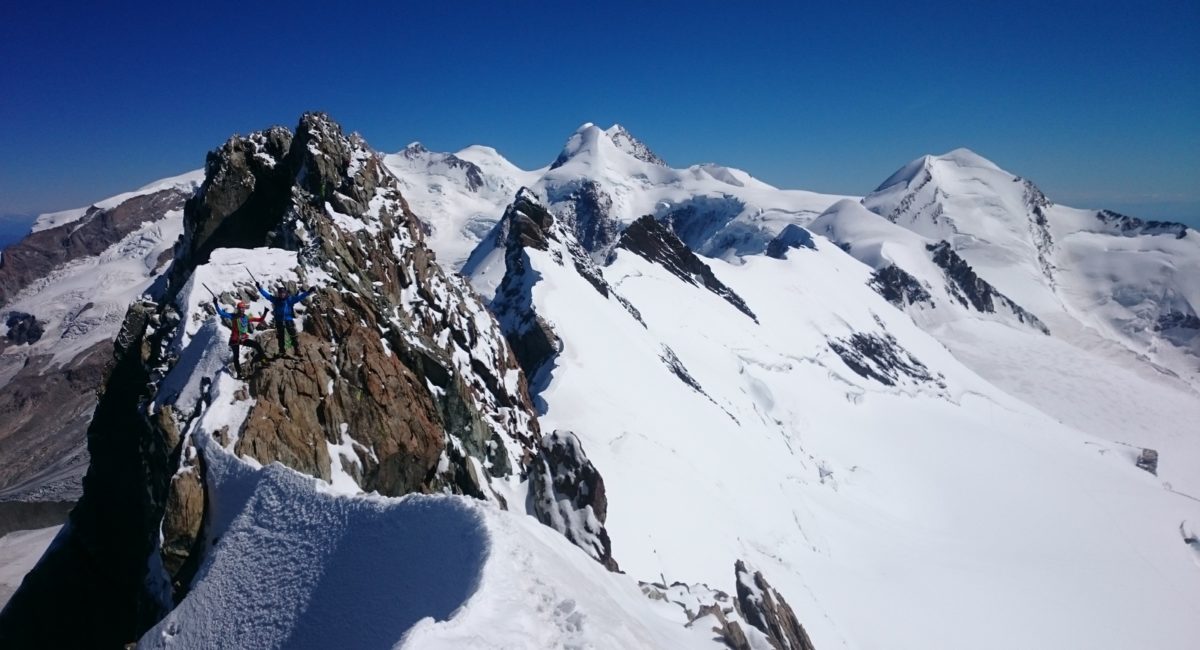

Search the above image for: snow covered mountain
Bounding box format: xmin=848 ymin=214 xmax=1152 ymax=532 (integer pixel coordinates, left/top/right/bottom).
xmin=851 ymin=149 xmax=1200 ymax=496
xmin=0 ymin=170 xmax=202 ymax=500
xmin=2 ymin=116 xmax=1198 ymax=649
xmin=388 ymin=122 xmax=850 ymax=288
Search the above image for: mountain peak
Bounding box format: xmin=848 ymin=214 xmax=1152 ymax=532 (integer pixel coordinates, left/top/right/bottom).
xmin=550 ymin=122 xmax=666 ymax=170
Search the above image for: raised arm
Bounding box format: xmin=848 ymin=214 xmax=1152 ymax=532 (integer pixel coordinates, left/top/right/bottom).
xmin=214 ymin=301 xmax=233 ymax=320
xmin=258 ymin=285 xmax=274 ymax=301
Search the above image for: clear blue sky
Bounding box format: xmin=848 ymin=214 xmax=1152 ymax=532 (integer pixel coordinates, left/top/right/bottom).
xmin=2 ymin=0 xmax=1197 ymax=229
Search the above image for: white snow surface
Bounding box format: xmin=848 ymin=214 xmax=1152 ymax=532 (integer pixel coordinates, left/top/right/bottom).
xmin=468 ymin=212 xmax=1200 ymax=649
xmin=30 ymin=169 xmax=203 ymax=233
xmin=384 ymin=124 xmax=851 ymax=274
xmin=1 ymin=211 xmax=184 ymax=374
xmin=0 ymin=525 xmax=63 ymax=610
xmin=141 ymin=427 xmax=708 ymax=650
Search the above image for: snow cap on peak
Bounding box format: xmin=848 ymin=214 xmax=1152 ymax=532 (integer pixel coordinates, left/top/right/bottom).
xmin=934 ymin=147 xmax=1003 ymax=172
xmin=550 ymin=122 xmax=666 ymax=169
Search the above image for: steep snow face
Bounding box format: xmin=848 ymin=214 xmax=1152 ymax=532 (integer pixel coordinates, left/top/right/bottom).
xmin=471 ymin=198 xmax=1200 ymax=650
xmin=382 ymin=143 xmax=542 ymax=270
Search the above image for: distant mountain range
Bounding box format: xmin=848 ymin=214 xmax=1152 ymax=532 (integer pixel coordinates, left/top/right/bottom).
xmin=1 ymin=114 xmax=1197 ymax=649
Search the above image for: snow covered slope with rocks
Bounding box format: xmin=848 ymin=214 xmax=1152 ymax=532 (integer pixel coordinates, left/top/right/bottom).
xmin=472 ymin=188 xmax=1200 ymax=649
xmin=2 ymin=115 xmax=1198 ymax=650
xmin=0 ymin=172 xmax=201 ymax=499
xmin=859 ymin=149 xmax=1200 ymax=495
xmin=386 ymin=123 xmax=850 ymax=278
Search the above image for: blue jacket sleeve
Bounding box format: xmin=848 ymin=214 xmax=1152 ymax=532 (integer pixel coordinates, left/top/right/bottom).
xmin=215 ymin=304 xmax=232 ymax=319
xmin=259 ymin=286 xmax=274 ymax=301
xmin=289 ymin=290 xmax=312 ymax=306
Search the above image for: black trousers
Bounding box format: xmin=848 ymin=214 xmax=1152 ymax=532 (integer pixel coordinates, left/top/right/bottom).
xmin=231 ymin=339 xmax=265 ymax=377
xmin=275 ymin=319 xmax=298 ymax=353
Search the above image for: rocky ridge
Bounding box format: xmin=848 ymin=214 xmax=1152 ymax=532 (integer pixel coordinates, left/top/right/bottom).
xmin=0 ymin=113 xmax=545 ymax=646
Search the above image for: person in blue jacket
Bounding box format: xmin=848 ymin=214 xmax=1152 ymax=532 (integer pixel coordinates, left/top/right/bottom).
xmin=215 ymin=300 xmax=266 ymax=378
xmin=258 ymin=282 xmax=315 ymax=357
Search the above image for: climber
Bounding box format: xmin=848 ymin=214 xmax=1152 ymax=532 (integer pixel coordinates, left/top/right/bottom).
xmin=214 ymin=299 xmax=266 ymax=379
xmin=258 ymin=282 xmax=315 ymax=357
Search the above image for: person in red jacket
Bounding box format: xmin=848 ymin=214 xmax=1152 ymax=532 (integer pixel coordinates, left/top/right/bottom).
xmin=215 ymin=300 xmax=266 ymax=378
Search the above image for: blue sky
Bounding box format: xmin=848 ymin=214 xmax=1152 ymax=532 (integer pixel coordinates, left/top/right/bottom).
xmin=1 ymin=0 xmax=1197 ymax=231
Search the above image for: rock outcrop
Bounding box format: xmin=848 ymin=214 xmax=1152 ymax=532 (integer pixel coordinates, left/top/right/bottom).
xmin=615 ymin=215 xmax=757 ymax=322
xmin=926 ymin=241 xmax=1048 ymax=334
xmin=529 ymin=430 xmax=618 ymax=571
xmin=2 ymin=311 xmax=44 ymax=345
xmin=734 ymin=560 xmax=817 ymax=650
xmin=0 ymin=113 xmax=543 ymax=647
xmin=869 ymin=266 xmax=932 ymax=308
xmin=765 ymin=224 xmax=816 ymax=259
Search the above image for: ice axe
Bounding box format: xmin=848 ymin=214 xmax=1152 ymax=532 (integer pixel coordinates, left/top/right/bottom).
xmin=243 ymin=265 xmax=263 ymax=290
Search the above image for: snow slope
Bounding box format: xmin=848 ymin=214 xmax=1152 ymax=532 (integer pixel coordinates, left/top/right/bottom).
xmin=0 ymin=526 xmax=61 ymax=610
xmin=139 ymin=375 xmax=713 ymax=650
xmin=857 ymin=149 xmax=1200 ymax=495
xmin=382 ymin=144 xmax=542 ymax=270
xmin=469 ymin=198 xmax=1200 ymax=649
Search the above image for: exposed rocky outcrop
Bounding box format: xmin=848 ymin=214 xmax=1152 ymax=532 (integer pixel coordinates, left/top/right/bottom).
xmin=1021 ymin=178 xmax=1057 ymax=282
xmin=828 ymin=328 xmax=945 ymax=390
xmin=3 ymin=311 xmax=43 ymax=345
xmin=765 ymin=224 xmax=816 ymax=259
xmin=734 ymin=560 xmax=817 ymax=650
xmin=0 ymin=113 xmax=543 ymax=647
xmin=561 ymin=180 xmax=621 ymax=255
xmin=1095 ymin=209 xmax=1188 ymax=239
xmin=606 ymin=124 xmax=668 ymax=166
xmin=869 ymin=265 xmax=932 ymax=308
xmin=490 ymin=191 xmax=564 ymax=381
xmin=529 ymin=430 xmax=618 ymax=571
xmin=1154 ymin=310 xmax=1200 ymax=332
xmin=0 ymin=188 xmax=189 ymax=308
xmin=0 ymin=341 xmax=108 ymax=498
xmin=1136 ymin=448 xmax=1159 ymax=475
xmin=616 ymin=215 xmax=757 ymax=322
xmin=491 ymin=189 xmax=643 ymax=385
xmin=926 ymin=241 xmax=1048 ymax=334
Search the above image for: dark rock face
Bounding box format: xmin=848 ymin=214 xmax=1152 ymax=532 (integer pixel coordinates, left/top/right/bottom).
xmin=616 ymin=215 xmax=757 ymax=322
xmin=606 ymin=125 xmax=667 ymax=166
xmin=1136 ymin=448 xmax=1159 ymax=475
xmin=1155 ymin=310 xmax=1200 ymax=332
xmin=0 ymin=188 xmax=189 ymax=308
xmin=1021 ymin=178 xmax=1057 ymax=281
xmin=869 ymin=266 xmax=932 ymax=308
xmin=926 ymin=241 xmax=1049 ymax=334
xmin=3 ymin=311 xmax=43 ymax=345
xmin=0 ymin=341 xmax=108 ymax=498
xmin=734 ymin=560 xmax=817 ymax=650
xmin=490 ymin=191 xmax=564 ymax=382
xmin=563 ymin=181 xmax=621 ymax=254
xmin=491 ymin=190 xmax=644 ymax=386
xmin=1095 ymin=209 xmax=1188 ymax=239
xmin=0 ymin=113 xmax=542 ymax=647
xmin=765 ymin=224 xmax=816 ymax=259
xmin=828 ymin=330 xmax=944 ymax=389
xmin=529 ymin=430 xmax=618 ymax=571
